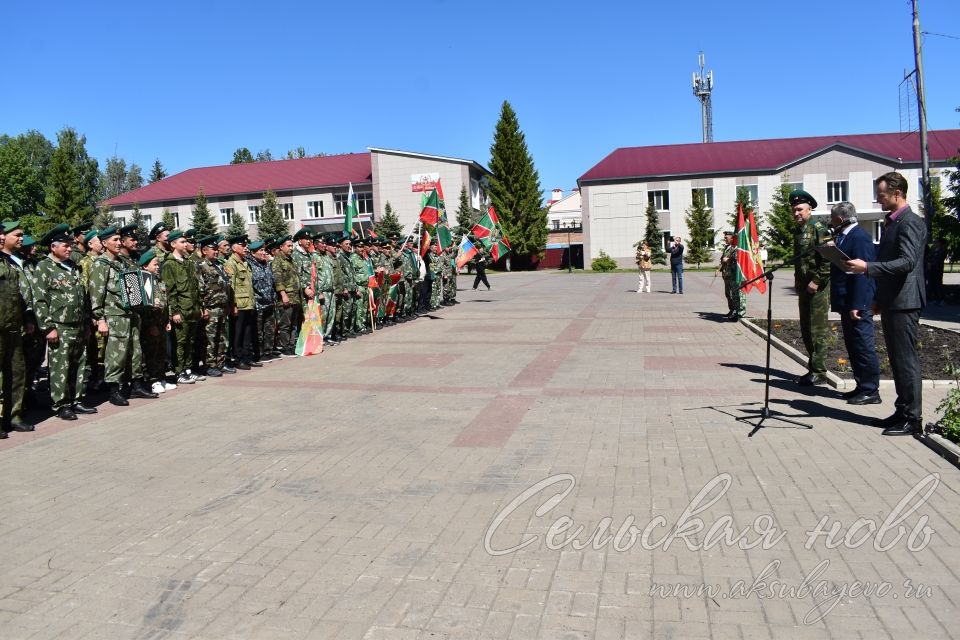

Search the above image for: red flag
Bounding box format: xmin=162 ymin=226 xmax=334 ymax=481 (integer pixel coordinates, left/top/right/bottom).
xmin=419 ymin=227 xmax=431 ymax=257
xmin=418 ymin=189 xmax=440 ymax=226
xmin=748 ymin=209 xmax=766 ymax=294
xmin=487 ymin=206 xmax=500 ymax=225
xmin=736 ymin=204 xmax=765 ymax=294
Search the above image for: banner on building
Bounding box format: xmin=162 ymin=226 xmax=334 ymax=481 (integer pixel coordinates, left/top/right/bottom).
xmin=411 ymin=173 xmax=440 ymax=192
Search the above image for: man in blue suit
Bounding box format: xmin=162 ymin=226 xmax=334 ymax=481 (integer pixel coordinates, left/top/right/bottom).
xmin=829 ymin=202 xmax=880 ymax=405
xmin=847 ymin=172 xmax=927 ymax=436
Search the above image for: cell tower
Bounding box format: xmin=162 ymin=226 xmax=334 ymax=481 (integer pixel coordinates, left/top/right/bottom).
xmin=692 ymin=51 xmax=714 ymax=143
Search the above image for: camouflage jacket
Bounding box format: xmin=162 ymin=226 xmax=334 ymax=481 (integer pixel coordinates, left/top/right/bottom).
xmin=247 ymin=256 xmax=276 ymax=309
xmin=225 ymin=253 xmax=254 ymax=310
xmin=314 ymin=253 xmax=333 ymax=292
xmin=78 ymin=251 xmax=100 ymax=291
xmin=162 ymin=255 xmax=201 ymax=319
xmin=720 ymin=244 xmax=738 ymax=280
xmin=271 ymin=253 xmax=302 ymax=305
xmin=89 ymin=252 xmax=134 ymax=319
xmin=292 ymin=244 xmax=312 ymax=293
xmin=793 ymin=218 xmax=831 ymax=288
xmin=0 ymin=253 xmax=30 ymax=331
xmin=32 ymin=256 xmax=88 ymax=329
xmin=337 ymin=251 xmax=356 ymax=291
xmin=349 ymin=252 xmax=368 ymax=288
xmin=197 ymin=258 xmax=231 ymax=309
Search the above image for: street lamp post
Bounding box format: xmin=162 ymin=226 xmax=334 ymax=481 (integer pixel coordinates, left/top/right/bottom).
xmin=566 ymin=222 xmax=572 ymax=273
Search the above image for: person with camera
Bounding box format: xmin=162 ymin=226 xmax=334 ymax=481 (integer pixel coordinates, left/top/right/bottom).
xmin=669 ymin=236 xmax=684 ymax=294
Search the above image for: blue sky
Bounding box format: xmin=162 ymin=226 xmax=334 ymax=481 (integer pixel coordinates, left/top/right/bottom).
xmin=2 ymin=0 xmax=957 ymax=199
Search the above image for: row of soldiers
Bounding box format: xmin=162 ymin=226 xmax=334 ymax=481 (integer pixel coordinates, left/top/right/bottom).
xmin=0 ymin=218 xmax=460 ymax=435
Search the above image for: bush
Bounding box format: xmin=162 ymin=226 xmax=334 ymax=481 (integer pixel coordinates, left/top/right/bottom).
xmin=591 ymin=250 xmax=618 ymax=272
xmin=932 ymin=364 xmax=960 ymax=443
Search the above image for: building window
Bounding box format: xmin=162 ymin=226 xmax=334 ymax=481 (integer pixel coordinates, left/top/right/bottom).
xmin=307 ymin=201 xmax=324 ymax=218
xmin=219 ymin=208 xmax=234 ymax=226
xmin=116 ymin=216 xmax=127 ymax=226
xmin=740 ymin=185 xmax=759 ymax=208
xmin=334 ymin=191 xmax=374 ymax=216
xmin=552 ymin=220 xmax=561 ymax=231
xmin=172 ymin=212 xmax=180 ymax=227
xmin=826 ymin=181 xmax=848 ymax=204
xmin=707 ymin=227 xmax=716 ymax=249
xmin=784 ymin=182 xmax=803 ymax=193
xmin=692 ymin=187 xmax=714 ymax=209
xmin=280 ymin=203 xmax=294 ymax=220
xmin=661 ymin=230 xmax=672 ymax=252
xmin=648 ymin=190 xmax=670 ymax=211
xmin=873 ymin=220 xmax=883 ymax=242
xmin=142 ymin=214 xmax=153 ymax=227
xmin=247 ymin=205 xmax=261 ymax=224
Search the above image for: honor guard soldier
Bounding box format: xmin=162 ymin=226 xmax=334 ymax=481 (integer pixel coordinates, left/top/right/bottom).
xmin=350 ymin=238 xmax=370 ymax=333
xmin=271 ymin=235 xmax=301 ymax=356
xmin=79 ymin=228 xmax=105 ymax=392
xmin=197 ymin=235 xmax=233 ymax=376
xmin=18 ymin=234 xmax=45 ymax=403
xmin=336 ymin=236 xmax=358 ymax=338
xmin=790 ymin=189 xmax=832 ymax=386
xmin=0 ymin=219 xmax=36 ymax=436
xmin=718 ymin=230 xmax=745 ymax=320
xmin=33 ymin=225 xmax=96 ymax=420
xmin=162 ymin=229 xmax=202 ymax=384
xmin=247 ymin=240 xmax=279 ymax=361
xmin=442 ymin=246 xmax=457 ymax=305
xmin=89 ymin=225 xmax=158 ymax=406
xmin=321 ymin=234 xmax=341 ymax=343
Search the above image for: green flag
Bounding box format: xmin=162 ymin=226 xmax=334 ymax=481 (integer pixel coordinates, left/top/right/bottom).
xmin=343 ymin=182 xmax=358 ymax=236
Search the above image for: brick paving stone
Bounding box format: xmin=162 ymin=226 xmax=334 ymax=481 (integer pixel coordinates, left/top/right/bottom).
xmin=0 ymin=271 xmax=957 ymax=639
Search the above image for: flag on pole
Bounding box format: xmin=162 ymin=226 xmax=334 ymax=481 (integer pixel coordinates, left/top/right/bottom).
xmin=471 ymin=211 xmax=496 ymax=240
xmin=748 ymin=209 xmax=766 ymax=294
xmin=487 ymin=205 xmax=500 ymax=226
xmin=436 ymin=178 xmax=447 ymax=225
xmin=736 ymin=204 xmax=765 ymax=294
xmin=418 ymin=189 xmax=440 ymax=226
xmin=419 ymin=226 xmax=432 ymax=257
xmin=436 ymin=224 xmax=453 ymax=250
xmin=343 ymin=182 xmax=358 ymax=237
xmin=455 ymin=236 xmax=479 ymax=269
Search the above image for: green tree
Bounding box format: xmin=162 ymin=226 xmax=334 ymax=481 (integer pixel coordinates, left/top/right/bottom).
xmin=162 ymin=208 xmax=176 ymax=230
xmin=684 ymin=190 xmax=712 ymax=267
xmin=763 ymin=181 xmax=797 ymax=262
xmin=285 ymin=147 xmax=307 ymax=159
xmin=227 ymin=211 xmax=247 ymax=237
xmin=126 ymin=163 xmax=143 ymax=192
xmin=374 ymin=201 xmax=404 ymax=238
xmin=729 ymin=186 xmax=758 ymax=231
xmin=99 ymin=156 xmax=128 ymax=201
xmin=44 ymin=127 xmax=99 ymax=226
xmin=231 ymin=147 xmax=254 ymax=164
xmin=130 ymin=203 xmax=149 ymax=247
xmin=94 ymin=206 xmax=117 ymax=229
xmin=149 ymin=158 xmax=167 ymax=183
xmin=255 ymin=149 xmax=273 ymax=162
xmin=487 ymin=100 xmax=548 ymax=268
xmin=930 ymin=167 xmax=960 ymax=264
xmin=191 ymin=187 xmax=216 ymax=236
xmin=0 ymin=138 xmax=46 ymax=219
xmin=640 ymin=200 xmax=667 ymax=265
xmin=454 ymin=186 xmax=479 ymax=243
xmin=256 ymin=189 xmax=288 ymax=238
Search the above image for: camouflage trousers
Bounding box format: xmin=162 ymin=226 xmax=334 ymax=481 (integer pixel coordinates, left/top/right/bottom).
xmin=276 ymin=303 xmax=299 ymax=352
xmin=0 ymin=329 xmax=26 ymax=424
xmin=798 ymin=285 xmax=831 ymax=375
xmin=171 ymin=316 xmax=198 ymax=375
xmin=256 ymin=306 xmax=276 ymax=358
xmin=139 ymin=309 xmax=168 ymax=383
xmin=84 ymin=329 xmax=105 ymax=384
xmin=47 ymin=324 xmax=88 ymax=409
xmin=443 ymin=273 xmax=457 ymax=303
xmin=724 ymin=277 xmax=746 ymax=316
xmin=403 ymin=280 xmax=417 ymax=316
xmin=430 ymin=277 xmax=442 ymax=309
xmin=320 ymin=291 xmax=336 ymax=338
xmin=23 ymin=328 xmax=44 ymax=386
xmin=203 ymin=307 xmax=228 ymax=369
xmin=103 ymin=314 xmax=144 ymax=385
xmin=338 ymin=291 xmax=356 ymax=334
xmin=354 ymin=289 xmax=369 ymax=331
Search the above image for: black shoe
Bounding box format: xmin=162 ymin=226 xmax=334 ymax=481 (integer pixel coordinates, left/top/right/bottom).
xmin=236 ymin=362 xmax=251 ymax=370
xmin=58 ymin=407 xmax=78 ymax=421
xmin=795 ymin=373 xmax=828 ymax=387
xmin=130 ymin=383 xmax=159 ymax=399
xmin=72 ymin=403 xmax=98 ymax=414
xmin=847 ymin=392 xmax=881 ymax=406
xmin=10 ymin=420 xmax=36 ymax=432
xmin=841 ymin=388 xmax=862 ymax=399
xmin=109 ymin=391 xmax=128 ymax=406
xmin=870 ymin=412 xmax=903 ymax=428
xmin=881 ymin=419 xmax=922 ymax=437
xmin=248 ymin=361 xmax=263 ymax=368
xmin=0 ymin=430 xmax=7 ymax=439
xmin=221 ymin=365 xmax=237 ymax=374
xmin=206 ymin=368 xmax=223 ymax=377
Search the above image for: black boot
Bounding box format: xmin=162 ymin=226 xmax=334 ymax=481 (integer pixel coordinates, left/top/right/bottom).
xmin=108 ymin=384 xmax=129 ymax=406
xmin=129 ymin=379 xmax=159 ymax=399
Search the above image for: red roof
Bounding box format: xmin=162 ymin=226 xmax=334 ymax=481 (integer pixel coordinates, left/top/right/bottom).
xmin=578 ymin=130 xmax=960 ymax=184
xmin=104 ymin=153 xmax=373 ymax=206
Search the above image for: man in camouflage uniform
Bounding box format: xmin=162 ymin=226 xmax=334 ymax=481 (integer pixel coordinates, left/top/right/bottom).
xmin=319 ymin=235 xmax=341 ymax=344
xmin=89 ymin=226 xmax=158 ymax=406
xmin=69 ymin=221 xmax=93 ymax=265
xmin=790 ymin=189 xmax=832 ymax=386
xmin=149 ymin=222 xmax=171 ymax=267
xmin=32 ymin=225 xmax=96 ymax=420
xmin=429 ymin=244 xmax=443 ymax=310
xmin=0 ymin=219 xmax=35 ymax=436
xmin=197 ymin=236 xmax=233 ymax=376
xmin=247 ymin=240 xmax=278 ymax=361
xmin=17 ymin=234 xmax=45 ymax=404
xmin=718 ymin=231 xmax=745 ymax=320
xmin=336 ymin=236 xmax=358 ymax=338
xmin=397 ymin=240 xmax=415 ymax=321
xmin=162 ymin=230 xmax=202 ymax=384
xmin=442 ymin=246 xmax=457 ymax=305
xmin=137 ymin=248 xmax=173 ymax=394
xmin=350 ymin=238 xmax=371 ymax=333
xmin=224 ymin=235 xmax=259 ymax=369
xmin=271 ymin=236 xmax=301 ymax=355
xmin=79 ymin=229 xmax=105 ymax=393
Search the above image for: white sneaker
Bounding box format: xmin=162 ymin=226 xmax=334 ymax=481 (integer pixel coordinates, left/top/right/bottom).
xmin=163 ymin=381 xmax=178 ymax=391
xmin=151 ymin=381 xmax=166 ymax=394
xmin=176 ymin=374 xmax=195 ymax=385
xmin=186 ymin=369 xmax=205 ymax=382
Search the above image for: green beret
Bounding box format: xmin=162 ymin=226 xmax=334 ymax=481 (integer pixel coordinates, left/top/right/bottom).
xmin=97 ymin=225 xmax=119 ymax=239
xmin=184 ymin=228 xmax=196 ymax=239
xmin=72 ymin=221 xmax=94 ymax=235
xmin=227 ymin=234 xmax=248 ymax=245
xmin=198 ymin=235 xmax=218 ymax=247
xmin=323 ymin=234 xmax=338 ymax=244
xmin=21 ymin=235 xmax=36 ymax=247
xmin=2 ymin=219 xmax=22 ymax=232
xmin=137 ymin=248 xmax=157 ymax=266
xmin=167 ymin=229 xmax=184 ymax=242
xmin=41 ymin=224 xmax=73 ymax=246
xmin=292 ymin=228 xmax=311 ymax=241
xmin=788 ymin=189 xmax=817 ymax=209
xmin=118 ymin=223 xmax=138 ymax=238
xmin=148 ymin=221 xmax=168 ymax=240
xmin=84 ymin=229 xmax=99 ymax=244
xmin=248 ymin=240 xmax=265 ymax=251
xmin=277 ymin=235 xmax=292 ymax=245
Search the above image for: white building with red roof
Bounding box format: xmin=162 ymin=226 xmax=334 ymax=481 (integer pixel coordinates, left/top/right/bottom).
xmin=101 ymin=148 xmax=491 ymax=237
xmin=577 ymin=130 xmax=960 ymax=265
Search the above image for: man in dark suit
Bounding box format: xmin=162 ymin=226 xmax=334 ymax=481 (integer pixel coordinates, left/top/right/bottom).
xmin=669 ymin=236 xmax=684 ymax=294
xmin=829 ymin=202 xmax=880 ymax=405
xmin=847 ymin=172 xmax=927 ymax=436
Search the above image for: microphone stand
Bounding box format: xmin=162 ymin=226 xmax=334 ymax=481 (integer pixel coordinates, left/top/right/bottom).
xmin=737 ymin=247 xmax=821 ymax=436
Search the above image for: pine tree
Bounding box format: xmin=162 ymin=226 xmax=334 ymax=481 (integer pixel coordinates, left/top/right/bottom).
xmin=130 ymin=203 xmax=149 ymax=247
xmin=763 ymin=181 xmax=797 ymax=262
xmin=191 ymin=187 xmax=216 ymax=236
xmin=94 ymin=206 xmax=117 ymax=229
xmin=729 ymin=186 xmax=761 ymax=232
xmin=99 ymin=156 xmax=128 ymax=201
xmin=0 ymin=138 xmax=46 ymax=219
xmin=162 ymin=209 xmax=176 ymax=230
xmin=640 ymin=201 xmax=667 ymax=265
xmin=44 ymin=127 xmax=99 ymax=226
xmin=227 ymin=211 xmax=247 ymax=238
xmin=149 ymin=158 xmax=167 ymax=183
xmin=126 ymin=163 xmax=144 ymax=192
xmin=255 ymin=149 xmax=273 ymax=162
xmin=684 ymin=190 xmax=712 ymax=267
xmin=487 ymin=101 xmax=548 ymax=268
xmin=929 ymin=172 xmax=960 ymax=262
xmin=374 ymin=201 xmax=404 ymax=238
xmin=231 ymin=148 xmax=254 ymax=164
xmin=285 ymin=147 xmax=307 ymax=159
xmin=454 ymin=186 xmax=478 ymax=243
xmin=256 ymin=189 xmax=289 ymax=238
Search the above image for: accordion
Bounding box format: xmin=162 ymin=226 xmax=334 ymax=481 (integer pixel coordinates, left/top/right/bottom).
xmin=117 ymin=270 xmax=156 ymax=309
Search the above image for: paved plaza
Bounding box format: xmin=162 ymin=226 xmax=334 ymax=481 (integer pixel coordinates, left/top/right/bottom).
xmin=1 ymin=270 xmax=958 ymax=640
